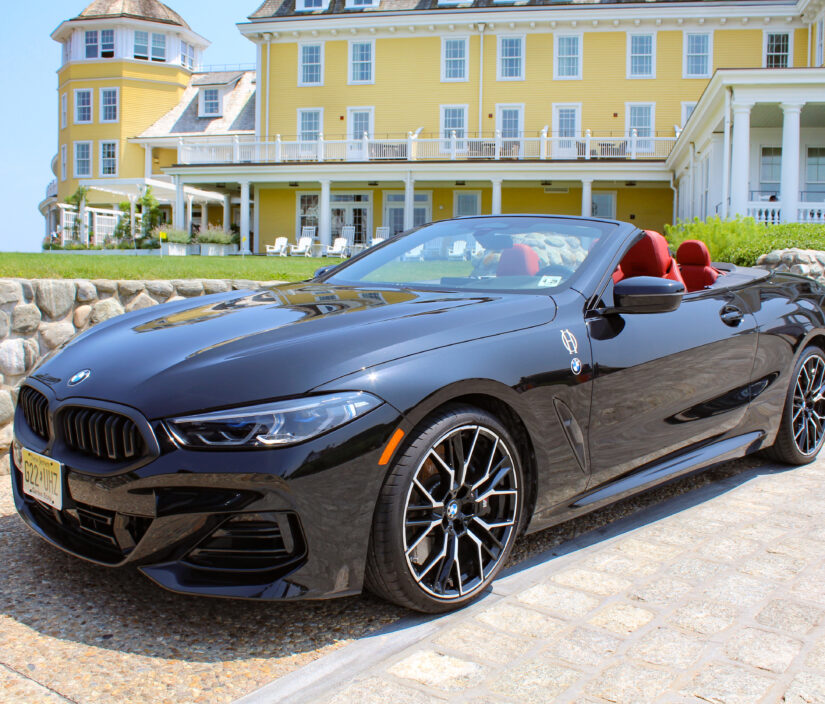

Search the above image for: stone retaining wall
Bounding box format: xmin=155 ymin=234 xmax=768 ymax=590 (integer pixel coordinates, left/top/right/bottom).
xmin=756 ymin=248 xmax=825 ymax=284
xmin=0 ymin=278 xmax=267 ymax=474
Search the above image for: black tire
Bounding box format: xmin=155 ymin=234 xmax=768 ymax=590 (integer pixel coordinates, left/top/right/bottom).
xmin=767 ymin=345 xmax=825 ymax=465
xmin=365 ymin=405 xmax=524 ymax=613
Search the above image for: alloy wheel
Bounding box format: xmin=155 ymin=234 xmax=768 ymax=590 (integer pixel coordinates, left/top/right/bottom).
xmin=402 ymin=424 xmax=519 ymax=600
xmin=792 ymin=353 xmax=825 ymax=456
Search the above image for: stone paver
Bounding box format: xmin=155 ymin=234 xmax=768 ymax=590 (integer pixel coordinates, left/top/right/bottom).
xmin=241 ymin=456 xmax=825 ymax=704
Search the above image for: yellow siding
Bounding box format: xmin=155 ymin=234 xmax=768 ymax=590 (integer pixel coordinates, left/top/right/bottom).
xmin=502 ymin=186 xmax=581 ymax=216
xmin=155 ymin=148 xmax=178 ymax=169
xmin=794 ymin=28 xmax=809 ymax=67
xmin=258 ymin=188 xmax=296 ymax=248
xmin=616 ymin=187 xmax=674 ymax=234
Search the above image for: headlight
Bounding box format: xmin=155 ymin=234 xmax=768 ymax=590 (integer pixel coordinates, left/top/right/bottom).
xmin=166 ymin=392 xmax=382 ymax=448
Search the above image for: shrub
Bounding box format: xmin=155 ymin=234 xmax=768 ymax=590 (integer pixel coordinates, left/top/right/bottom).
xmin=665 ymin=217 xmax=825 ymax=267
xmin=139 ymin=237 xmax=159 ymax=250
xmin=162 ymin=229 xmax=191 ymax=244
xmin=196 ymin=227 xmax=233 ymax=245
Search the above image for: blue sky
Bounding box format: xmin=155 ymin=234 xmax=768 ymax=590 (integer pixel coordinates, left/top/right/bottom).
xmin=0 ymin=1 xmax=257 ymax=253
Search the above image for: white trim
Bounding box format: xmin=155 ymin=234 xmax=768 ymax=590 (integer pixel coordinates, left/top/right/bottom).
xmin=295 ymin=190 xmax=320 ymax=240
xmin=348 ymin=39 xmax=375 ymax=85
xmin=297 ymin=107 xmax=324 ymax=141
xmin=99 ymin=140 xmax=119 ymax=178
xmin=382 ymin=189 xmax=432 ymax=230
xmin=60 ymin=144 xmax=67 ymax=182
xmin=347 ymin=106 xmax=375 ymax=139
xmin=816 ymin=18 xmax=824 ymax=67
xmin=553 ymin=32 xmax=583 ymax=80
xmin=73 ymin=141 xmax=92 ymax=178
xmin=681 ymin=101 xmax=698 ymax=128
xmin=626 ymin=32 xmax=656 ymax=79
xmin=60 ymin=93 xmax=67 ymax=130
xmin=625 ymin=101 xmax=656 ymax=151
xmin=759 ymin=144 xmax=782 ymax=184
xmin=199 ymin=87 xmax=223 ymax=117
xmin=806 ymin=146 xmax=825 ymax=184
xmin=551 ymin=102 xmax=582 ymax=136
xmin=496 ymin=34 xmax=525 ymax=81
xmin=298 ymin=41 xmax=325 ymax=86
xmin=441 ymin=35 xmax=469 ymax=82
xmin=73 ymin=88 xmax=93 ymax=124
xmin=453 ymin=190 xmax=482 ymax=217
xmin=763 ymin=29 xmax=794 ymax=69
xmin=591 ymin=190 xmax=617 ymax=219
xmin=440 ymin=104 xmax=469 ymax=148
xmin=495 ymin=103 xmax=525 ymax=138
xmin=99 ymin=87 xmax=119 ymax=123
xmin=682 ymin=30 xmax=714 ymax=78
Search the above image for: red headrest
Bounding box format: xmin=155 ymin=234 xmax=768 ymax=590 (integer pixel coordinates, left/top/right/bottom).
xmin=677 ymin=240 xmax=712 ymax=267
xmin=497 ymin=243 xmax=540 ymax=277
xmin=620 ymin=231 xmax=673 ymax=278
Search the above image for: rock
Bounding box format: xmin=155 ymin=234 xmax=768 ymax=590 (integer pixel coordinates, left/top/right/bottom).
xmin=91 ymin=279 xmax=118 ymax=295
xmin=145 ymin=280 xmax=174 ymax=299
xmin=762 ymin=252 xmax=781 ymax=266
xmin=232 ymin=279 xmax=259 ymax=290
xmin=0 ymin=389 xmax=13 ymax=425
xmin=118 ymin=280 xmax=145 ymax=298
xmin=0 ymin=311 xmax=8 ymax=339
xmin=0 ymin=280 xmax=23 ymax=304
xmin=35 ymin=280 xmax=76 ymax=319
xmin=166 ymin=296 xmax=186 ymax=303
xmin=18 ymin=279 xmax=33 ymax=301
xmin=23 ymin=338 xmax=39 ymax=370
xmin=11 ymin=304 xmax=41 ymax=333
xmin=172 ymin=280 xmax=204 ymax=297
xmin=0 ymin=339 xmax=25 ymax=376
xmin=202 ymin=279 xmax=230 ymax=294
xmin=90 ymin=298 xmax=125 ymax=325
xmin=791 ymin=264 xmax=810 ymax=276
xmin=0 ymin=453 xmax=9 ymax=476
xmin=74 ymin=305 xmax=92 ymax=329
xmin=126 ymin=292 xmax=158 ymax=312
xmin=75 ymin=280 xmax=97 ymax=303
xmin=39 ymin=321 xmax=76 ymax=350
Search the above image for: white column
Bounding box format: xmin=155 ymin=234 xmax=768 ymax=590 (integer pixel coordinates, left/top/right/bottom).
xmin=223 ymin=194 xmax=231 ymax=232
xmin=780 ymin=101 xmax=803 ymax=223
xmin=403 ymin=175 xmax=415 ymax=230
xmin=581 ymin=178 xmax=593 ymax=217
xmin=78 ymin=197 xmax=87 ymax=243
xmin=129 ymin=196 xmax=136 ymax=239
xmin=173 ymin=176 xmax=184 ymax=229
xmin=202 ymin=201 xmax=209 ymax=229
xmin=730 ymin=100 xmax=753 ymax=217
xmin=319 ymin=178 xmax=331 ymax=247
xmin=144 ymin=145 xmax=153 ymax=179
xmin=491 ymin=178 xmax=502 ymax=215
xmin=240 ymin=180 xmax=251 ymax=253
xmin=186 ymin=195 xmax=193 ymax=233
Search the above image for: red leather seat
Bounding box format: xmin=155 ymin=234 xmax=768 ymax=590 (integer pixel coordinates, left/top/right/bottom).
xmin=614 ymin=230 xmax=685 ymax=287
xmin=497 ymin=243 xmax=540 ymax=276
xmin=677 ymin=240 xmax=718 ymax=292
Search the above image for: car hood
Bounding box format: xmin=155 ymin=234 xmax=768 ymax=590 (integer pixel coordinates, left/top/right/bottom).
xmin=32 ymin=283 xmax=556 ymax=418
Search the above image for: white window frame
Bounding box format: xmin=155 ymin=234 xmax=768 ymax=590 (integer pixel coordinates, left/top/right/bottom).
xmin=625 ymin=102 xmax=656 ymax=151
xmin=181 ymin=40 xmax=196 ymax=70
xmin=440 ymin=104 xmax=468 ymax=150
xmin=298 ymin=41 xmax=324 ymax=86
xmin=99 ymin=141 xmax=119 ymax=177
xmin=85 ymin=30 xmax=99 ymax=59
xmin=626 ymin=32 xmax=656 ymax=79
xmin=295 ymin=0 xmax=331 ymax=11
xmin=497 ymin=35 xmax=525 ymax=81
xmin=347 ymin=106 xmax=375 ymax=139
xmin=151 ymin=32 xmax=167 ymax=62
xmin=453 ymin=190 xmax=482 ymax=217
xmin=348 ymin=39 xmax=375 ymax=85
xmin=552 ymin=103 xmax=582 ymax=137
xmin=681 ymin=101 xmax=697 ymax=128
xmin=760 ymin=145 xmax=782 ymax=184
xmin=441 ymin=36 xmax=469 ymax=82
xmin=60 ymin=93 xmax=67 ymax=129
xmin=345 ymin=0 xmax=378 ymax=8
xmin=807 ymin=146 xmax=825 ymax=184
xmin=73 ymin=141 xmax=92 ymax=178
xmin=99 ymin=87 xmax=119 ymax=123
xmin=816 ymin=18 xmax=824 ymax=67
xmin=134 ymin=30 xmax=149 ymax=60
xmin=74 ymin=89 xmax=93 ymax=124
xmin=496 ymin=103 xmax=524 ymax=137
xmin=199 ymin=88 xmax=222 ymax=117
xmin=298 ymin=108 xmax=324 ymax=143
xmin=382 ymin=190 xmax=432 ymax=233
xmin=100 ymin=29 xmax=115 ymax=58
xmin=553 ymin=33 xmax=583 ymax=80
xmin=763 ymin=30 xmax=793 ymax=69
xmin=60 ymin=144 xmax=67 ymax=181
xmin=682 ymin=31 xmax=713 ymax=78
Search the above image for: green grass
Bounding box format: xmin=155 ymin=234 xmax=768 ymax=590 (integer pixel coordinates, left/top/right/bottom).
xmin=0 ymin=253 xmax=344 ymax=282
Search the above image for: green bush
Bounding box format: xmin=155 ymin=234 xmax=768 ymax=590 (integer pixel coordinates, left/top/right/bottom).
xmin=162 ymin=228 xmax=191 ymax=244
xmin=196 ymin=227 xmax=233 ymax=245
xmin=665 ymin=217 xmax=825 ymax=267
xmin=139 ymin=237 xmax=159 ymax=250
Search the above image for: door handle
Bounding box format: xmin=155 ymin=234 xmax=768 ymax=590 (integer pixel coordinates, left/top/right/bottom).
xmin=720 ymin=305 xmax=744 ymax=327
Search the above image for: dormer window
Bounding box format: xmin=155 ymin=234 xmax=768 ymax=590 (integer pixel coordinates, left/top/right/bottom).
xmin=345 ymin=0 xmax=378 ymax=8
xmin=181 ymin=41 xmax=196 ymax=70
xmin=200 ymin=88 xmax=221 ymax=117
xmin=101 ymin=29 xmax=115 ymax=58
xmin=85 ymin=31 xmax=99 ymax=58
xmin=134 ymin=31 xmax=149 ymax=59
xmin=134 ymin=31 xmax=166 ymax=62
xmin=296 ymin=0 xmax=331 ymax=11
xmin=152 ymin=33 xmax=166 ymax=62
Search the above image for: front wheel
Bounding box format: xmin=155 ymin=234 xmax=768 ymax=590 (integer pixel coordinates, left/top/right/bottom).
xmin=767 ymin=345 xmax=825 ymax=465
xmin=365 ymin=406 xmax=524 ymax=612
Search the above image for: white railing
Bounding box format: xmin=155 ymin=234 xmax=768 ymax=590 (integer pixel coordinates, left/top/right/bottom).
xmin=747 ymin=202 xmax=782 ymax=224
xmin=45 ymin=179 xmax=57 ymax=199
xmin=746 ymin=201 xmax=825 ymax=224
xmin=177 ymin=129 xmax=677 ymax=165
xmin=799 ymin=204 xmax=825 ymax=223
xmin=55 ymin=204 xmax=139 ymax=245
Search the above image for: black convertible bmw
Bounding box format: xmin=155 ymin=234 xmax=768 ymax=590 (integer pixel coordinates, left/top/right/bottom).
xmin=11 ymin=215 xmax=825 ymax=612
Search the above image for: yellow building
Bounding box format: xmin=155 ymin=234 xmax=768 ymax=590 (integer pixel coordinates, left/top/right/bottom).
xmin=42 ymin=0 xmax=825 ymax=251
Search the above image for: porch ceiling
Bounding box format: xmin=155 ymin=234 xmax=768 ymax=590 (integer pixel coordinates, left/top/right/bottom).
xmin=750 ymin=103 xmax=825 ymax=129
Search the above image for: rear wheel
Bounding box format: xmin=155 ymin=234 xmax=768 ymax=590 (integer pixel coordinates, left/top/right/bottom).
xmin=365 ymin=406 xmax=524 ymax=612
xmin=768 ymin=345 xmax=825 ymax=465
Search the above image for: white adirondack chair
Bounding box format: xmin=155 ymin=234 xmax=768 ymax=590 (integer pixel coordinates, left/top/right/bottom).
xmin=265 ymin=237 xmax=288 ymax=256
xmin=447 ymin=240 xmax=468 ymax=260
xmin=369 ymin=237 xmax=386 ymax=247
xmin=375 ymin=226 xmax=390 ymax=239
xmin=301 ymin=226 xmax=317 ymax=240
xmin=289 ymin=236 xmax=313 ymax=257
xmin=324 ymin=237 xmax=348 ymax=257
xmin=401 ymin=244 xmax=424 ymax=261
xmin=470 ymin=241 xmax=485 ymax=258
xmin=341 ymin=225 xmax=356 ymax=245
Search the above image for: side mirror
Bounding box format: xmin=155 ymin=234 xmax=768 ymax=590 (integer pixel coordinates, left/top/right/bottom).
xmin=608 ymin=276 xmax=685 ymax=314
xmin=313 ymin=264 xmax=338 ymax=279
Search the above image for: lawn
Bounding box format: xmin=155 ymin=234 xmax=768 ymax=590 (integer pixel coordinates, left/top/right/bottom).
xmin=0 ymin=253 xmax=342 ymax=282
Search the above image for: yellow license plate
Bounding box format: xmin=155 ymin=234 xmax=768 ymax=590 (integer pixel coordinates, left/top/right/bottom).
xmin=21 ymin=448 xmax=63 ymax=510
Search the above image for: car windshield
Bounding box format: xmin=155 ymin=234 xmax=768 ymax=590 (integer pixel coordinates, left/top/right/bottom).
xmin=326 ymin=216 xmax=617 ymax=292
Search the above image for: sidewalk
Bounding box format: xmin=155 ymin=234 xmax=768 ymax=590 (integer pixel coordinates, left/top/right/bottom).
xmin=239 ymin=458 xmax=825 ymax=704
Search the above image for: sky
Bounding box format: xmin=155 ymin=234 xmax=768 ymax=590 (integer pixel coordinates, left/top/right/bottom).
xmin=0 ymin=1 xmax=257 ymax=253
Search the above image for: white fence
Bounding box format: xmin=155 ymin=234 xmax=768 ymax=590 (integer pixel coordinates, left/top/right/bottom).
xmin=56 ymin=205 xmax=142 ymax=245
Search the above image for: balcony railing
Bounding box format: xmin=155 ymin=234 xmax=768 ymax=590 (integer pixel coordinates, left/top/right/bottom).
xmin=176 ymin=130 xmax=677 ymax=166
xmin=746 ymin=201 xmax=825 ymax=224
xmin=45 ymin=179 xmax=57 ymax=199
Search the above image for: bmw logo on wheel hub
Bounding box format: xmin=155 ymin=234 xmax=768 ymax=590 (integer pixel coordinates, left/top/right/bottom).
xmin=446 ymin=500 xmax=459 ymax=519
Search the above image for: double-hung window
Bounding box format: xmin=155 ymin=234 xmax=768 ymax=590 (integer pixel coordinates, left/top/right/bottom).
xmin=74 ymin=89 xmax=92 ymax=124
xmin=297 ymin=0 xmax=325 ymax=9
xmin=442 ymin=37 xmax=468 ymax=81
xmin=760 ymin=147 xmax=782 ymax=186
xmin=628 ymin=33 xmax=655 ymax=78
xmin=299 ymin=109 xmax=322 ymax=141
xmin=765 ymin=31 xmax=791 ymax=68
xmin=554 ymin=34 xmax=582 ymax=79
xmin=349 ymin=41 xmax=374 ymax=83
xmin=681 ymin=102 xmax=697 ymax=128
xmin=201 ymin=89 xmax=220 ymax=116
xmin=74 ymin=142 xmax=92 ymax=178
xmin=627 ymin=103 xmax=654 ymax=152
xmin=498 ymin=36 xmax=524 ymax=80
xmin=100 ymin=141 xmax=118 ymax=177
xmin=807 ymin=148 xmax=825 ymax=184
xmin=441 ymin=105 xmax=467 ymax=150
xmin=60 ymin=144 xmax=67 ymax=181
xmin=134 ymin=31 xmax=149 ymax=59
xmin=152 ymin=33 xmax=166 ymax=62
xmin=684 ymin=32 xmax=711 ymax=78
xmin=101 ymin=29 xmax=115 ymax=58
xmin=60 ymin=93 xmax=67 ymax=129
xmin=299 ymin=43 xmax=323 ymax=86
xmin=181 ymin=41 xmax=195 ymax=70
xmin=85 ymin=31 xmax=99 ymax=59
xmin=100 ymin=88 xmax=118 ymax=123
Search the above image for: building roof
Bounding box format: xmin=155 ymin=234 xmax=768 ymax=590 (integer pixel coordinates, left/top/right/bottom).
xmin=138 ymin=71 xmax=256 ymax=138
xmin=73 ymin=0 xmax=190 ymax=28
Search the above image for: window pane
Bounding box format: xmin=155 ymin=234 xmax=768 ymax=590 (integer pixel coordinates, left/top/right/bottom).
xmin=557 ymin=36 xmax=580 ymax=77
xmin=766 ymin=33 xmax=789 ymax=68
xmin=76 ymin=91 xmax=91 ymax=122
xmin=761 ymin=147 xmax=782 ymax=183
xmin=351 ymin=42 xmax=372 ymax=82
xmin=455 ymin=193 xmax=479 ymax=216
xmin=203 ymin=89 xmax=219 ymax=115
xmin=557 ymin=107 xmax=577 ymax=137
xmin=134 ymin=31 xmax=149 ymax=59
xmin=686 ymin=33 xmax=709 ymax=76
xmin=299 ymin=194 xmax=319 ymax=231
xmin=351 ymin=111 xmax=370 ymax=139
xmin=300 ymin=111 xmax=321 ymax=140
xmin=101 ymin=143 xmax=118 ymax=175
xmin=630 ymin=35 xmax=653 ymax=76
xmin=808 ymin=147 xmax=825 ymax=183
xmin=500 ymin=37 xmax=522 ymax=78
xmin=442 ymin=107 xmax=465 ymax=137
xmin=85 ymin=31 xmax=98 ymax=59
xmin=101 ymin=29 xmax=114 ymax=58
xmin=75 ymin=143 xmax=91 ymax=176
xmin=101 ymin=89 xmax=118 ymax=121
xmin=444 ymin=39 xmax=466 ymax=79
xmin=500 ymin=108 xmax=520 ymax=138
xmin=152 ymin=33 xmax=166 ymax=61
xmin=301 ymin=45 xmax=322 ymax=84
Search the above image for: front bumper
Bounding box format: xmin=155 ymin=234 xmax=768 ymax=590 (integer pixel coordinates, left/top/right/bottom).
xmin=11 ymin=398 xmax=403 ymax=600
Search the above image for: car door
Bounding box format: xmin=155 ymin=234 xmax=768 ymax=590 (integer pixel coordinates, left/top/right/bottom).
xmin=586 ymin=284 xmax=758 ymax=490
